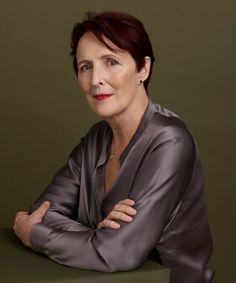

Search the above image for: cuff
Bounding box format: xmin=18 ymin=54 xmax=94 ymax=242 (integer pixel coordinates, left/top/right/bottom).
xmin=30 ymin=223 xmax=52 ymax=253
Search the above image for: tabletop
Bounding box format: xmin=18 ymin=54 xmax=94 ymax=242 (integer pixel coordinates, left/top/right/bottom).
xmin=0 ymin=228 xmax=170 ymax=283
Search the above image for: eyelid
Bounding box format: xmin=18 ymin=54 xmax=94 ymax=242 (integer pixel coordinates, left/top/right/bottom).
xmin=106 ymin=57 xmax=119 ymax=65
xmin=77 ymin=56 xmax=119 ymax=73
xmin=77 ymin=59 xmax=91 ymax=67
xmin=107 ymin=56 xmax=118 ymax=61
xmin=78 ymin=62 xmax=92 ymax=73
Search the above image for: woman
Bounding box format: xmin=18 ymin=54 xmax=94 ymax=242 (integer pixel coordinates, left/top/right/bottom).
xmin=13 ymin=11 xmax=214 ymax=283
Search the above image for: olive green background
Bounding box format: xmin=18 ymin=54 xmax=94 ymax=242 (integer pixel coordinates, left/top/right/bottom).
xmin=1 ymin=0 xmax=235 ymax=282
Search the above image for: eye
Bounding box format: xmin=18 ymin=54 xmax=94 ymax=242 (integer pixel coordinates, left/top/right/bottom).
xmin=107 ymin=58 xmax=119 ymax=66
xmin=79 ymin=63 xmax=92 ymax=73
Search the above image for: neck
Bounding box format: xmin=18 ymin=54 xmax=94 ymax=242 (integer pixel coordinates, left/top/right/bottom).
xmin=106 ymin=94 xmax=149 ymax=154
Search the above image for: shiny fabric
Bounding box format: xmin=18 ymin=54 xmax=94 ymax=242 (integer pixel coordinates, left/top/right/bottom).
xmin=30 ymin=100 xmax=214 ymax=282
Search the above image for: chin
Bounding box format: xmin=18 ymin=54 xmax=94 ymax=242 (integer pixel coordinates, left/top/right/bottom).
xmin=87 ymin=98 xmax=125 ymax=120
xmin=94 ymin=109 xmax=117 ymax=119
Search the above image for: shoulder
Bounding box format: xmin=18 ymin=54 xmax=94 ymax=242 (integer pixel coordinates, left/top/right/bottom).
xmin=68 ymin=120 xmax=109 ymax=161
xmin=81 ymin=120 xmax=110 ymax=144
xmin=148 ymin=103 xmax=196 ymax=155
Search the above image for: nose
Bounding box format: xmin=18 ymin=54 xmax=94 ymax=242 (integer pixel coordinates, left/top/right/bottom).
xmin=91 ymin=66 xmax=105 ymax=87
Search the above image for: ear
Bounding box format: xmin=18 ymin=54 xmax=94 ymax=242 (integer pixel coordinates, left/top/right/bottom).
xmin=138 ymin=56 xmax=151 ymax=82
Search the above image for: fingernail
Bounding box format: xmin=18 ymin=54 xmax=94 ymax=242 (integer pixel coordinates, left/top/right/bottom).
xmin=114 ymin=223 xmax=120 ymax=228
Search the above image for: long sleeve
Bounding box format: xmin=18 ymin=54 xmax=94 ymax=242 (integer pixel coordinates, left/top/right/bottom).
xmin=30 ymin=125 xmax=196 ymax=272
xmin=30 ymin=143 xmax=83 ymax=231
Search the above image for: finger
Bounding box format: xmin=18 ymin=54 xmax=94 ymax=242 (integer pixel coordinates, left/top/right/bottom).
xmin=107 ymin=211 xmax=133 ymax=222
xmin=31 ymin=201 xmax=50 ymax=220
xmin=118 ymin=199 xmax=135 ymax=206
xmin=98 ymin=219 xmax=120 ymax=229
xmin=113 ymin=204 xmax=137 ymax=216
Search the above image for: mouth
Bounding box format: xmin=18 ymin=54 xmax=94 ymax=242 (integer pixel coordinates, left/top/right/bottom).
xmin=93 ymin=93 xmax=113 ymax=101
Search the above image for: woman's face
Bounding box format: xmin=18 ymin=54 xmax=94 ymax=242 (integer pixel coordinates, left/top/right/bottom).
xmin=76 ymin=32 xmax=148 ymax=119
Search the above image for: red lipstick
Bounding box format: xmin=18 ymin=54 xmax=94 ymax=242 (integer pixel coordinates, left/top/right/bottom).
xmin=94 ymin=94 xmax=113 ymax=101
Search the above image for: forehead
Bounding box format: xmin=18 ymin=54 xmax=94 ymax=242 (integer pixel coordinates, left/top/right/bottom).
xmin=76 ymin=32 xmax=132 ymax=61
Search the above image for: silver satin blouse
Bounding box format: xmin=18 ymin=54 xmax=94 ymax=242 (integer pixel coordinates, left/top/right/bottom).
xmin=30 ymin=100 xmax=214 ymax=283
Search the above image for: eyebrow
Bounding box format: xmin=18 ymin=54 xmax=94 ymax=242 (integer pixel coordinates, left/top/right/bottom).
xmin=77 ymin=59 xmax=91 ymax=67
xmin=77 ymin=53 xmax=121 ymax=67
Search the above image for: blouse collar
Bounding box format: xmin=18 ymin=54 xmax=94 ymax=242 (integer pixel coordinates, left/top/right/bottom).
xmin=96 ymin=99 xmax=156 ymax=168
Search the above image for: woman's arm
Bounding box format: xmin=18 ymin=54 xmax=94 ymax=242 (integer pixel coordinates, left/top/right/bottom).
xmin=30 ymin=143 xmax=81 ymax=217
xmin=14 ymin=142 xmax=84 ymax=243
xmin=28 ymin=127 xmax=196 ymax=272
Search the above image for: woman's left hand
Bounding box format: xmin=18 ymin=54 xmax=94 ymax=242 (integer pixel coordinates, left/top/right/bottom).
xmin=97 ymin=199 xmax=137 ymax=230
xmin=13 ymin=201 xmax=50 ymax=248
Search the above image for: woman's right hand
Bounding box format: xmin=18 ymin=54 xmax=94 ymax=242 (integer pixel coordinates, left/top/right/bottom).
xmin=97 ymin=199 xmax=137 ymax=229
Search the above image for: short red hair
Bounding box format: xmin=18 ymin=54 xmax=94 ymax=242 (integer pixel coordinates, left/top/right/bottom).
xmin=70 ymin=11 xmax=155 ymax=91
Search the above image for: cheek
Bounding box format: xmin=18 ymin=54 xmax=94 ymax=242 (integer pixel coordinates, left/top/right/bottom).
xmin=110 ymin=70 xmax=137 ymax=89
xmin=78 ymin=76 xmax=90 ymax=93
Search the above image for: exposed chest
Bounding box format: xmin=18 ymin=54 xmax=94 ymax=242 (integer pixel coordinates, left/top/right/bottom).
xmin=104 ymin=157 xmax=121 ymax=193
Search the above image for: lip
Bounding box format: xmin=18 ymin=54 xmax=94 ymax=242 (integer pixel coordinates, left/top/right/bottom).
xmin=93 ymin=93 xmax=113 ymax=101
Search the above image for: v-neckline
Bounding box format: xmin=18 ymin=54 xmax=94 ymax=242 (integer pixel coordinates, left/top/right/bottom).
xmin=100 ymin=99 xmax=156 ymax=199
